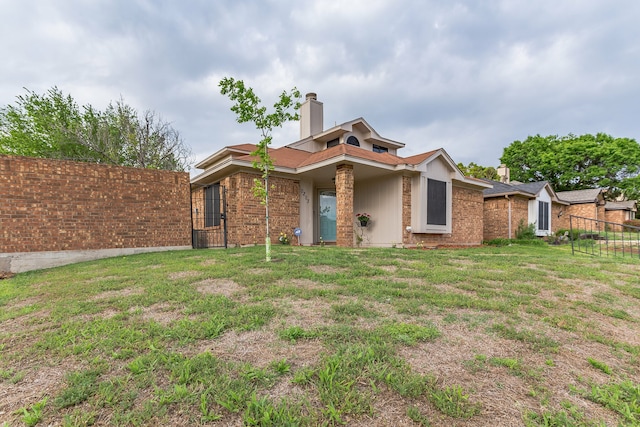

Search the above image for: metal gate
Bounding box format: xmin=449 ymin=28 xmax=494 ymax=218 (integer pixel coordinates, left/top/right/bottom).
xmin=192 ymin=185 xmax=228 ymax=249
xmin=570 ymin=214 xmax=640 ymax=258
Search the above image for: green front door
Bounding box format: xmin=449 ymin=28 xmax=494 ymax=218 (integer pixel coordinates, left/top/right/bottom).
xmin=319 ymin=190 xmax=336 ymax=242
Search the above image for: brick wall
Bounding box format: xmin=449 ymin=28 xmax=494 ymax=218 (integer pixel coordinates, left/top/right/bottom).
xmin=606 ymin=210 xmax=631 ymax=231
xmin=483 ymin=195 xmax=529 ymax=240
xmin=412 ymin=185 xmax=485 ymax=246
xmin=192 ymin=171 xmax=300 ymax=246
xmin=0 ymin=155 xmax=191 ymax=253
xmin=554 ymin=203 xmax=606 ymax=231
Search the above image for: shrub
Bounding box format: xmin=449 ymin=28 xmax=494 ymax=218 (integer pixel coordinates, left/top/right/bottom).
xmin=623 ymin=219 xmax=640 ymax=232
xmin=515 ymin=220 xmax=537 ymax=240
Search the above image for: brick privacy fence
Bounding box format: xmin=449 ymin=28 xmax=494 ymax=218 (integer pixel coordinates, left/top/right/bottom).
xmin=1 ymin=155 xmax=192 ymax=271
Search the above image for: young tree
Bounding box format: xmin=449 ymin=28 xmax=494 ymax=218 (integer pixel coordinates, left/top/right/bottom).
xmin=0 ymin=87 xmax=193 ymax=171
xmin=219 ymin=78 xmax=301 ymax=262
xmin=501 ymin=133 xmax=640 ymax=200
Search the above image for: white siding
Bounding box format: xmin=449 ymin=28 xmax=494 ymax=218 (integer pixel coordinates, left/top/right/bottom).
xmin=353 ymin=175 xmax=403 ymax=246
xmin=298 ymin=179 xmax=315 ymax=245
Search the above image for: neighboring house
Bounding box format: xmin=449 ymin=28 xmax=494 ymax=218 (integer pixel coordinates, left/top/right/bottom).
xmin=482 ymin=168 xmax=568 ymax=240
xmin=604 ymin=200 xmax=637 ymax=231
xmin=554 ymin=188 xmax=606 ymax=230
xmin=191 ymin=93 xmax=491 ymax=248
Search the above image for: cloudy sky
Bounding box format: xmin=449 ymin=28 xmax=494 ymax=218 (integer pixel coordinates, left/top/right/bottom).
xmin=2 ymin=0 xmax=639 ymax=173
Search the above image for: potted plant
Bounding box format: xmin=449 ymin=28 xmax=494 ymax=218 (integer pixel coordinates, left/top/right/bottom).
xmin=356 ymin=213 xmax=371 ymax=227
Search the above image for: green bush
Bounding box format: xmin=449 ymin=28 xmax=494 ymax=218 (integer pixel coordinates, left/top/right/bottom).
xmin=623 ymin=219 xmax=640 ymax=232
xmin=515 ymin=221 xmax=537 ymax=240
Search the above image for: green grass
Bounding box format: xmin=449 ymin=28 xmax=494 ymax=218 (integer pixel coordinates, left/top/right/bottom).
xmin=1 ymin=244 xmax=639 ymax=425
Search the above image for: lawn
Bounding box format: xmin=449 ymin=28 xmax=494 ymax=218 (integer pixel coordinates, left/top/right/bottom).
xmin=1 ymin=244 xmax=639 ymax=426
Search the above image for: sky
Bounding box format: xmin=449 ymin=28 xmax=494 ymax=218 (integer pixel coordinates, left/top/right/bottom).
xmin=2 ymin=0 xmax=639 ymax=175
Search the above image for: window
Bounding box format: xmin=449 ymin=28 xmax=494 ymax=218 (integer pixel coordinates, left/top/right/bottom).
xmin=427 ymin=179 xmax=447 ymax=225
xmin=326 ymin=138 xmax=339 ymax=148
xmin=205 ymin=183 xmax=221 ymax=227
xmin=372 ymin=144 xmax=388 ymax=153
xmin=538 ymin=201 xmax=549 ymax=231
xmin=346 ymin=136 xmax=360 ymax=147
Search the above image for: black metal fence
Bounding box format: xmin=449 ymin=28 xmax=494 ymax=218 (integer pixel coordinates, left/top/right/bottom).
xmin=570 ymin=215 xmax=640 ymax=258
xmin=192 ymin=185 xmax=228 ymax=249
xmin=192 ymin=228 xmax=227 ymax=249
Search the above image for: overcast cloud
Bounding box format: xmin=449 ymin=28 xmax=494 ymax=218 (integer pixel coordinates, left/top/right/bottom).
xmin=2 ymin=0 xmax=639 ymax=173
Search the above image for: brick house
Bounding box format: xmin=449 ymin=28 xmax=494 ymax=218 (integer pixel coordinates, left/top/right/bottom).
xmin=604 ymin=201 xmax=637 ymax=230
xmin=554 ymin=188 xmax=606 ymax=231
xmin=191 ymin=93 xmax=491 ymax=248
xmin=482 ymin=167 xmax=568 ymax=240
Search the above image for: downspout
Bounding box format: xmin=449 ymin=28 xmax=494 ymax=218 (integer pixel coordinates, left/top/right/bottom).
xmin=506 ymin=195 xmax=512 ymax=239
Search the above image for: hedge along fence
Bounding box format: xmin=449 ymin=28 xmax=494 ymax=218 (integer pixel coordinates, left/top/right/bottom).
xmin=0 ymin=155 xmax=193 ymax=272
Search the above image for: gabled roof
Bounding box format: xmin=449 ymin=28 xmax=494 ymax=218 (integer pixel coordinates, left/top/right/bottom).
xmin=556 ymin=188 xmax=604 ymax=204
xmin=191 ymin=140 xmax=491 ymax=190
xmin=605 ymin=200 xmax=637 ymax=211
xmin=483 ymin=179 xmax=566 ymax=203
xmin=288 ymin=117 xmax=405 ymax=149
xmin=227 ymin=143 xmax=439 ymax=169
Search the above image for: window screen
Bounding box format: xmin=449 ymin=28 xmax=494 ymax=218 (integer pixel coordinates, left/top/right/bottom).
xmin=427 ymin=179 xmax=447 ymax=226
xmin=538 ymin=201 xmax=549 ymax=231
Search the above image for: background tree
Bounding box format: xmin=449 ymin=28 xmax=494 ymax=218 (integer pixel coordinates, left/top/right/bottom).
xmin=0 ymin=87 xmax=192 ymax=171
xmin=457 ymin=162 xmax=499 ymax=180
xmin=219 ymin=77 xmax=300 ymax=262
xmin=500 ymin=133 xmax=640 ymax=200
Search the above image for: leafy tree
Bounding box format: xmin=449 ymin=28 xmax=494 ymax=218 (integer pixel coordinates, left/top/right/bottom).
xmin=500 ymin=133 xmax=640 ymax=200
xmin=457 ymin=162 xmax=499 ymax=180
xmin=0 ymin=87 xmax=192 ymax=171
xmin=219 ymin=78 xmax=301 ymax=262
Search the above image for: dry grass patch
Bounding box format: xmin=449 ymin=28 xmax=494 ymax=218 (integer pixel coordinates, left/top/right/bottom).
xmin=90 ymin=287 xmax=144 ymax=301
xmin=308 ymin=265 xmax=348 ymax=275
xmin=132 ymin=303 xmax=183 ymax=326
xmin=167 ymin=270 xmax=200 ymax=280
xmin=194 ymin=278 xmax=243 ymax=298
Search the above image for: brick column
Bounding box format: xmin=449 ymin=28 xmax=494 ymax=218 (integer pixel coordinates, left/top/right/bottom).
xmin=402 ymin=176 xmax=412 ymax=245
xmin=335 ymin=164 xmax=354 ymax=247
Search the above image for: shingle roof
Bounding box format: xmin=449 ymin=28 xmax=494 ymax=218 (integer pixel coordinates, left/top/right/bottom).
xmin=232 ymin=143 xmax=438 ymax=169
xmin=605 ymin=200 xmax=637 ymax=211
xmin=556 ymin=188 xmax=603 ymax=204
xmin=482 ymin=180 xmax=549 ymax=197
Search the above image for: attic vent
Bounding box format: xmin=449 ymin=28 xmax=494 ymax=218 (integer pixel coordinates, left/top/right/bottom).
xmin=327 ymin=138 xmax=339 ymax=148
xmin=346 ymin=136 xmax=360 ymax=147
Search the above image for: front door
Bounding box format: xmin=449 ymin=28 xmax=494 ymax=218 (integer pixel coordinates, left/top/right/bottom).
xmin=318 ymin=190 xmax=337 ymax=242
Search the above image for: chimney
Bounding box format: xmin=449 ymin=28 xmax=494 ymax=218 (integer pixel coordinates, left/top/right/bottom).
xmin=299 ymin=92 xmax=323 ymax=139
xmin=497 ymin=164 xmax=510 ymax=183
